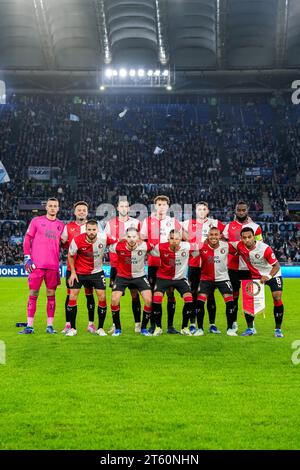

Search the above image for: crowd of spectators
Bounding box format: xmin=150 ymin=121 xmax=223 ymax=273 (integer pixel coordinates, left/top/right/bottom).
xmin=0 ymin=94 xmax=299 ymax=264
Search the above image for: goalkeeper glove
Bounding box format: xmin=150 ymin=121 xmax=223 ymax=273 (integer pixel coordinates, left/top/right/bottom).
xmin=24 ymin=255 xmax=36 ymax=273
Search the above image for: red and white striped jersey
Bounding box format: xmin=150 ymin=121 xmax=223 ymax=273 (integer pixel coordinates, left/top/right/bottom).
xmin=199 ymin=241 xmax=235 ymax=282
xmin=104 ymin=217 xmax=140 ymax=268
xmin=223 ymin=218 xmax=263 ymax=270
xmin=150 ymin=242 xmax=198 ymax=280
xmin=181 ymin=218 xmax=225 ymax=267
xmin=61 ymin=221 xmax=87 ymax=270
xmin=69 ymin=232 xmax=115 ymax=275
xmin=230 ymin=241 xmax=281 ymax=279
xmin=140 ymin=215 xmax=182 ymax=267
xmin=109 ymin=241 xmax=153 ymax=279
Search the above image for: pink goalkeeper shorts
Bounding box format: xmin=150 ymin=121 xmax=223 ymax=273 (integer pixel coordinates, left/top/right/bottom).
xmin=28 ymin=269 xmax=61 ymax=290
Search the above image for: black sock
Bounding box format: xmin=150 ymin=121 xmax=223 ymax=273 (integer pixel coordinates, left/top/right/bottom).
xmin=207 ymin=294 xmax=216 ymax=324
xmin=189 ymin=291 xmax=198 ymax=324
xmin=233 ymin=297 xmax=239 ymax=323
xmin=274 ymin=304 xmax=284 ymax=329
xmin=153 ymin=303 xmax=162 ymax=328
xmin=245 ymin=313 xmax=254 ymax=328
xmin=97 ymin=305 xmax=107 ymax=329
xmin=196 ymin=300 xmax=205 ymax=329
xmin=112 ymin=307 xmax=121 ymax=330
xmin=132 ymin=297 xmax=141 ymax=323
xmin=67 ymin=305 xmax=77 ymax=329
xmin=225 ymin=301 xmax=234 ymax=329
xmin=182 ymin=303 xmax=193 ymax=329
xmin=141 ymin=307 xmax=152 ymax=330
xmin=65 ymin=295 xmax=70 ymax=323
xmin=167 ymin=297 xmax=176 ymax=328
xmin=86 ymin=294 xmax=95 ymax=322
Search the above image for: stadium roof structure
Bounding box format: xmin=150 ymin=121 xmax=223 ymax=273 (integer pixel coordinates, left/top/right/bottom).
xmin=0 ymin=0 xmax=300 ymax=93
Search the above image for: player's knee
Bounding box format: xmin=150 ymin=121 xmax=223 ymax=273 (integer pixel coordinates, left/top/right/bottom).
xmin=30 ymin=290 xmax=39 ymax=297
xmin=46 ymin=289 xmax=55 ymax=297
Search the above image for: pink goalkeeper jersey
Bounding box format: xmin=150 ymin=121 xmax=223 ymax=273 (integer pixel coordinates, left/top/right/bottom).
xmin=23 ymin=215 xmax=65 ymax=270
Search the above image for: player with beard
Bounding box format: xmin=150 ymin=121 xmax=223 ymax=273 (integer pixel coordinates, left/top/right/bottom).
xmin=61 ymin=201 xmax=96 ymax=335
xmin=67 ymin=220 xmax=115 ymax=336
xmin=104 ymin=198 xmax=141 ymax=333
xmin=223 ymin=201 xmax=263 ymax=333
xmin=181 ymin=201 xmax=224 ymax=334
xmin=109 ymin=227 xmax=153 ymax=336
xmin=141 ymin=195 xmax=182 ymax=334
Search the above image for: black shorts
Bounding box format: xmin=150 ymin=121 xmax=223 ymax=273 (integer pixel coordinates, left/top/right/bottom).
xmin=148 ymin=266 xmax=159 ymax=291
xmin=112 ymin=275 xmax=151 ymax=294
xmin=188 ymin=266 xmax=201 ymax=292
xmin=229 ymin=269 xmax=252 ymax=292
xmin=154 ymin=278 xmax=191 ymax=297
xmin=109 ymin=266 xmax=118 ymax=288
xmin=199 ymin=280 xmax=233 ymax=297
xmin=70 ymin=271 xmax=106 ymax=290
xmin=266 ymin=276 xmax=283 ymax=292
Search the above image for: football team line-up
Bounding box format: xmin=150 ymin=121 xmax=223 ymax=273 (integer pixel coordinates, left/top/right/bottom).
xmin=19 ymin=195 xmax=284 ymax=339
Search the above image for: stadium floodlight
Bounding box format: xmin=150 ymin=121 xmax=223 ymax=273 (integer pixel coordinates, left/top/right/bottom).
xmin=137 ymin=69 xmax=145 ymax=77
xmin=129 ymin=69 xmax=136 ymax=77
xmin=163 ymin=69 xmax=169 ymax=77
xmin=105 ymin=68 xmax=113 ymax=78
xmin=147 ymin=69 xmax=154 ymax=77
xmin=112 ymin=69 xmax=118 ymax=76
xmin=154 ymin=70 xmax=160 ymax=77
xmin=99 ymin=85 xmax=105 ymax=91
xmin=119 ymin=68 xmax=127 ymax=78
xmin=166 ymin=85 xmax=172 ymax=91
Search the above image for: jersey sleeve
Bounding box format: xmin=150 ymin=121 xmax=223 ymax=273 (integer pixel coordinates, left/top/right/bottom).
xmin=60 ymin=225 xmax=69 ymax=246
xmin=217 ymin=220 xmax=225 ymax=233
xmin=228 ymin=241 xmax=238 ymax=255
xmin=109 ymin=243 xmax=118 ymax=254
xmin=106 ymin=235 xmax=117 ymax=246
xmin=104 ymin=221 xmax=111 ymax=235
xmin=23 ymin=219 xmax=37 ymax=256
xmin=149 ymin=244 xmax=160 ymax=257
xmin=264 ymin=246 xmax=278 ymax=265
xmin=140 ymin=218 xmax=148 ymax=240
xmin=222 ymin=223 xmax=229 ymax=240
xmin=255 ymin=225 xmax=263 ymax=242
xmin=69 ymin=239 xmax=78 ymax=256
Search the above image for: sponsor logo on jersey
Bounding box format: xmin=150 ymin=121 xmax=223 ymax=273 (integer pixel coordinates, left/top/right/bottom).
xmin=82 ymin=247 xmax=87 ymax=250
xmin=71 ymin=228 xmax=75 ymax=231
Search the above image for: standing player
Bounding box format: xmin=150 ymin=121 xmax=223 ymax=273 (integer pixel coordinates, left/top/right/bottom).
xmin=196 ymin=227 xmax=236 ymax=336
xmin=141 ymin=195 xmax=182 ymax=334
xmin=19 ymin=198 xmax=65 ymax=334
xmin=232 ymin=227 xmax=284 ymax=338
xmin=67 ymin=220 xmax=115 ymax=336
xmin=61 ymin=201 xmax=96 ymax=334
xmin=104 ymin=198 xmax=141 ymax=333
xmin=109 ymin=227 xmax=153 ymax=336
xmin=181 ymin=201 xmax=224 ymax=334
xmin=222 ymin=201 xmax=262 ymax=332
xmin=150 ymin=230 xmax=195 ymax=336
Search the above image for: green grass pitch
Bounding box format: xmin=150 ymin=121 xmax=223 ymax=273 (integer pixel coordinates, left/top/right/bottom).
xmin=0 ymin=277 xmax=299 ymax=450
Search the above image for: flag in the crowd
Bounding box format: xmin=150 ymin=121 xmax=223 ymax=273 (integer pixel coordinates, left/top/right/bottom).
xmin=242 ymin=280 xmax=265 ymax=316
xmin=118 ymin=108 xmax=128 ymax=118
xmin=153 ymin=146 xmax=164 ymax=155
xmin=69 ymin=113 xmax=80 ymax=122
xmin=0 ymin=161 xmax=10 ymax=184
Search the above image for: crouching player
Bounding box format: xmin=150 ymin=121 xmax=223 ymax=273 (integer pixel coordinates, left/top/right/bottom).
xmin=196 ymin=227 xmax=236 ymax=336
xmin=67 ymin=220 xmax=115 ymax=336
xmin=232 ymin=227 xmax=284 ymax=338
xmin=109 ymin=227 xmax=153 ymax=336
xmin=150 ymin=230 xmax=196 ymax=336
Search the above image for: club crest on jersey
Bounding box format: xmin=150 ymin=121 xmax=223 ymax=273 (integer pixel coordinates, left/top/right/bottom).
xmin=71 ymin=228 xmax=75 ymax=231
xmin=138 ymin=250 xmax=143 ymax=256
xmin=255 ymin=254 xmax=260 ymax=259
xmin=220 ymin=248 xmax=226 ymax=254
xmin=98 ymin=244 xmax=103 ymax=249
xmin=181 ymin=251 xmax=187 ymax=257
